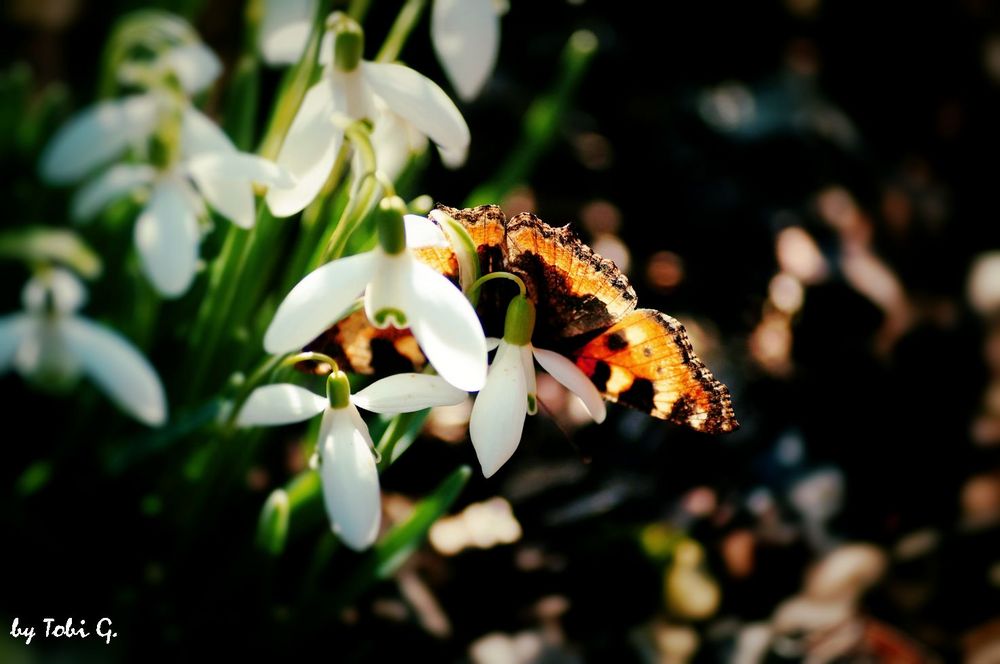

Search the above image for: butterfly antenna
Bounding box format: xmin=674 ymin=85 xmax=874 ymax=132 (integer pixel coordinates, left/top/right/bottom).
xmin=536 ymin=396 xmax=592 ymax=464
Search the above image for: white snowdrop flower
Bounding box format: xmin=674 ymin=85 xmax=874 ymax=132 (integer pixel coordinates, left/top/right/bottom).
xmin=39 ymin=41 xmax=223 ymax=185
xmin=265 ymin=12 xmax=470 ymax=217
xmin=258 ymin=0 xmax=502 ymax=101
xmin=237 ymin=370 xmax=467 ymax=549
xmin=71 ymin=107 xmax=293 ymax=297
xmin=470 ymin=295 xmax=605 ymax=478
xmin=265 ymin=199 xmax=487 ymax=391
xmin=431 ymin=0 xmax=502 ymax=101
xmin=0 ymin=268 xmax=167 ymax=426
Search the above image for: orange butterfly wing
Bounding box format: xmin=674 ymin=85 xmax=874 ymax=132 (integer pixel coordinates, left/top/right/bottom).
xmin=572 ymin=309 xmax=739 ymax=433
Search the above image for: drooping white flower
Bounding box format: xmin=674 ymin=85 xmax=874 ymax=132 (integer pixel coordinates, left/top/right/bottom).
xmin=258 ymin=0 xmax=501 ymax=101
xmin=264 ymin=207 xmax=487 ymax=392
xmin=0 ymin=268 xmax=167 ymax=426
xmin=431 ymin=0 xmax=502 ymax=101
xmin=71 ymin=108 xmax=293 ymax=297
xmin=470 ymin=295 xmax=605 ymax=478
xmin=39 ymin=42 xmax=222 ymax=185
xmin=265 ymin=13 xmax=470 ymax=217
xmin=237 ymin=371 xmax=467 ymax=549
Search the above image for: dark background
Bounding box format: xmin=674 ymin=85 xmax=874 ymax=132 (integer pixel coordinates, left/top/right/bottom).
xmin=2 ymin=0 xmax=999 ymax=661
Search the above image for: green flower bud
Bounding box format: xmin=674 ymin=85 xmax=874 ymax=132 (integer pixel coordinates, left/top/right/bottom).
xmin=503 ymin=295 xmax=535 ymax=346
xmin=327 ymin=12 xmax=364 ymax=73
xmin=326 ymin=371 xmax=351 ymax=410
xmin=376 ymin=196 xmax=408 ymax=256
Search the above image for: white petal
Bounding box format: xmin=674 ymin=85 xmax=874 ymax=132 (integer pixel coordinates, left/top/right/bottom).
xmin=61 ymin=316 xmax=167 ymax=425
xmin=71 ymin=164 xmax=156 ymax=221
xmin=14 ymin=317 xmax=79 ymax=382
xmin=437 ymin=142 xmax=468 ymax=170
xmin=187 ymin=152 xmax=294 ymax=228
xmin=352 ymin=373 xmax=467 ymax=413
xmin=181 ymin=106 xmax=236 ymax=157
xmin=485 ymin=337 xmax=501 ymax=352
xmin=363 ymin=250 xmax=411 ymax=329
xmin=371 ymin=108 xmax=421 ymax=180
xmin=362 ymin=62 xmax=470 ymax=160
xmin=264 ymin=251 xmax=377 ymax=353
xmin=431 ymin=0 xmax=500 ymax=101
xmin=404 ymin=214 xmax=447 ymax=248
xmin=236 ymin=383 xmax=326 ymax=426
xmin=469 ymin=340 xmax=527 ymax=478
xmin=0 ymin=313 xmax=32 ymax=373
xmin=186 ymin=152 xmax=294 ymax=187
xmin=186 ymin=163 xmax=254 ymax=229
xmin=403 ymin=259 xmax=487 ymax=391
xmin=532 ymin=346 xmax=606 ymax=423
xmin=260 ymin=0 xmax=317 ymax=65
xmin=39 ymin=94 xmax=159 ymax=184
xmin=134 ymin=180 xmax=202 ymax=297
xmin=521 ymin=344 xmax=538 ymax=415
xmin=266 ymin=78 xmax=341 ymax=217
xmin=318 ymin=406 xmax=381 ymax=550
xmin=160 ymin=43 xmax=222 ymax=94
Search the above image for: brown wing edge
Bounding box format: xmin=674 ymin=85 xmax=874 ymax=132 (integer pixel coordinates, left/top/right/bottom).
xmin=654 ymin=312 xmax=739 ymax=434
xmin=573 ymin=310 xmax=739 ymax=434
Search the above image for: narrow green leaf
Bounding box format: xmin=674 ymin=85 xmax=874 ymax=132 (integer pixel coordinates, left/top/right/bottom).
xmin=223 ymin=54 xmax=261 ymax=151
xmin=375 ymin=409 xmax=430 ymax=472
xmin=331 ymin=465 xmax=471 ymax=607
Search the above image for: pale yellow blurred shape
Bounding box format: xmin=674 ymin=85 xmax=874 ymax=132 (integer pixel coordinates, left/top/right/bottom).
xmin=425 ymin=397 xmax=474 ymax=443
xmin=470 ymin=631 xmax=545 ymax=664
xmin=652 ymin=620 xmax=700 ymax=664
xmin=776 ymin=227 xmax=828 ymax=285
xmin=961 ymin=472 xmax=1000 ymax=530
xmin=769 ymin=272 xmax=805 ymax=315
xmin=967 ymin=252 xmax=1000 ymax=315
xmin=803 ymin=543 xmax=887 ymax=604
xmin=429 ymin=496 xmax=522 ymax=556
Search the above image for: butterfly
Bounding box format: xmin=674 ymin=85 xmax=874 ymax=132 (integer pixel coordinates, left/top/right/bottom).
xmin=303 ymin=204 xmax=738 ymax=434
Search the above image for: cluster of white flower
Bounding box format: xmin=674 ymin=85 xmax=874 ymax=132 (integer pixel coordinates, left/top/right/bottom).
xmin=9 ymin=4 xmax=610 ymax=554
xmin=40 ymin=41 xmax=292 ymax=297
xmin=238 ymin=201 xmax=605 ymax=549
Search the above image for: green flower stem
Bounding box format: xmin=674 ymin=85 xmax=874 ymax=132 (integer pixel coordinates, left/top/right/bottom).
xmin=468 ymin=270 xmax=527 ymax=306
xmin=375 ymin=0 xmax=428 ymax=62
xmin=319 ymin=122 xmax=383 ymax=262
xmin=220 ymin=353 xmax=285 ymax=432
xmin=466 ymin=30 xmax=600 ymax=206
xmin=257 ymin=0 xmax=332 ymax=160
xmin=222 ymin=0 xmax=263 ymax=150
xmin=347 ymin=0 xmax=373 ymax=21
xmin=184 ymin=4 xmax=336 ymax=400
xmin=223 ymin=52 xmax=260 ymax=150
xmin=280 ymin=351 xmax=339 ymax=370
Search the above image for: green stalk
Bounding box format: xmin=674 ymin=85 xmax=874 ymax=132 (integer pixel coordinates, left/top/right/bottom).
xmin=318 ymin=122 xmax=382 ymax=262
xmin=257 ymin=0 xmax=332 ymax=160
xmin=375 ymin=0 xmax=428 ymax=62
